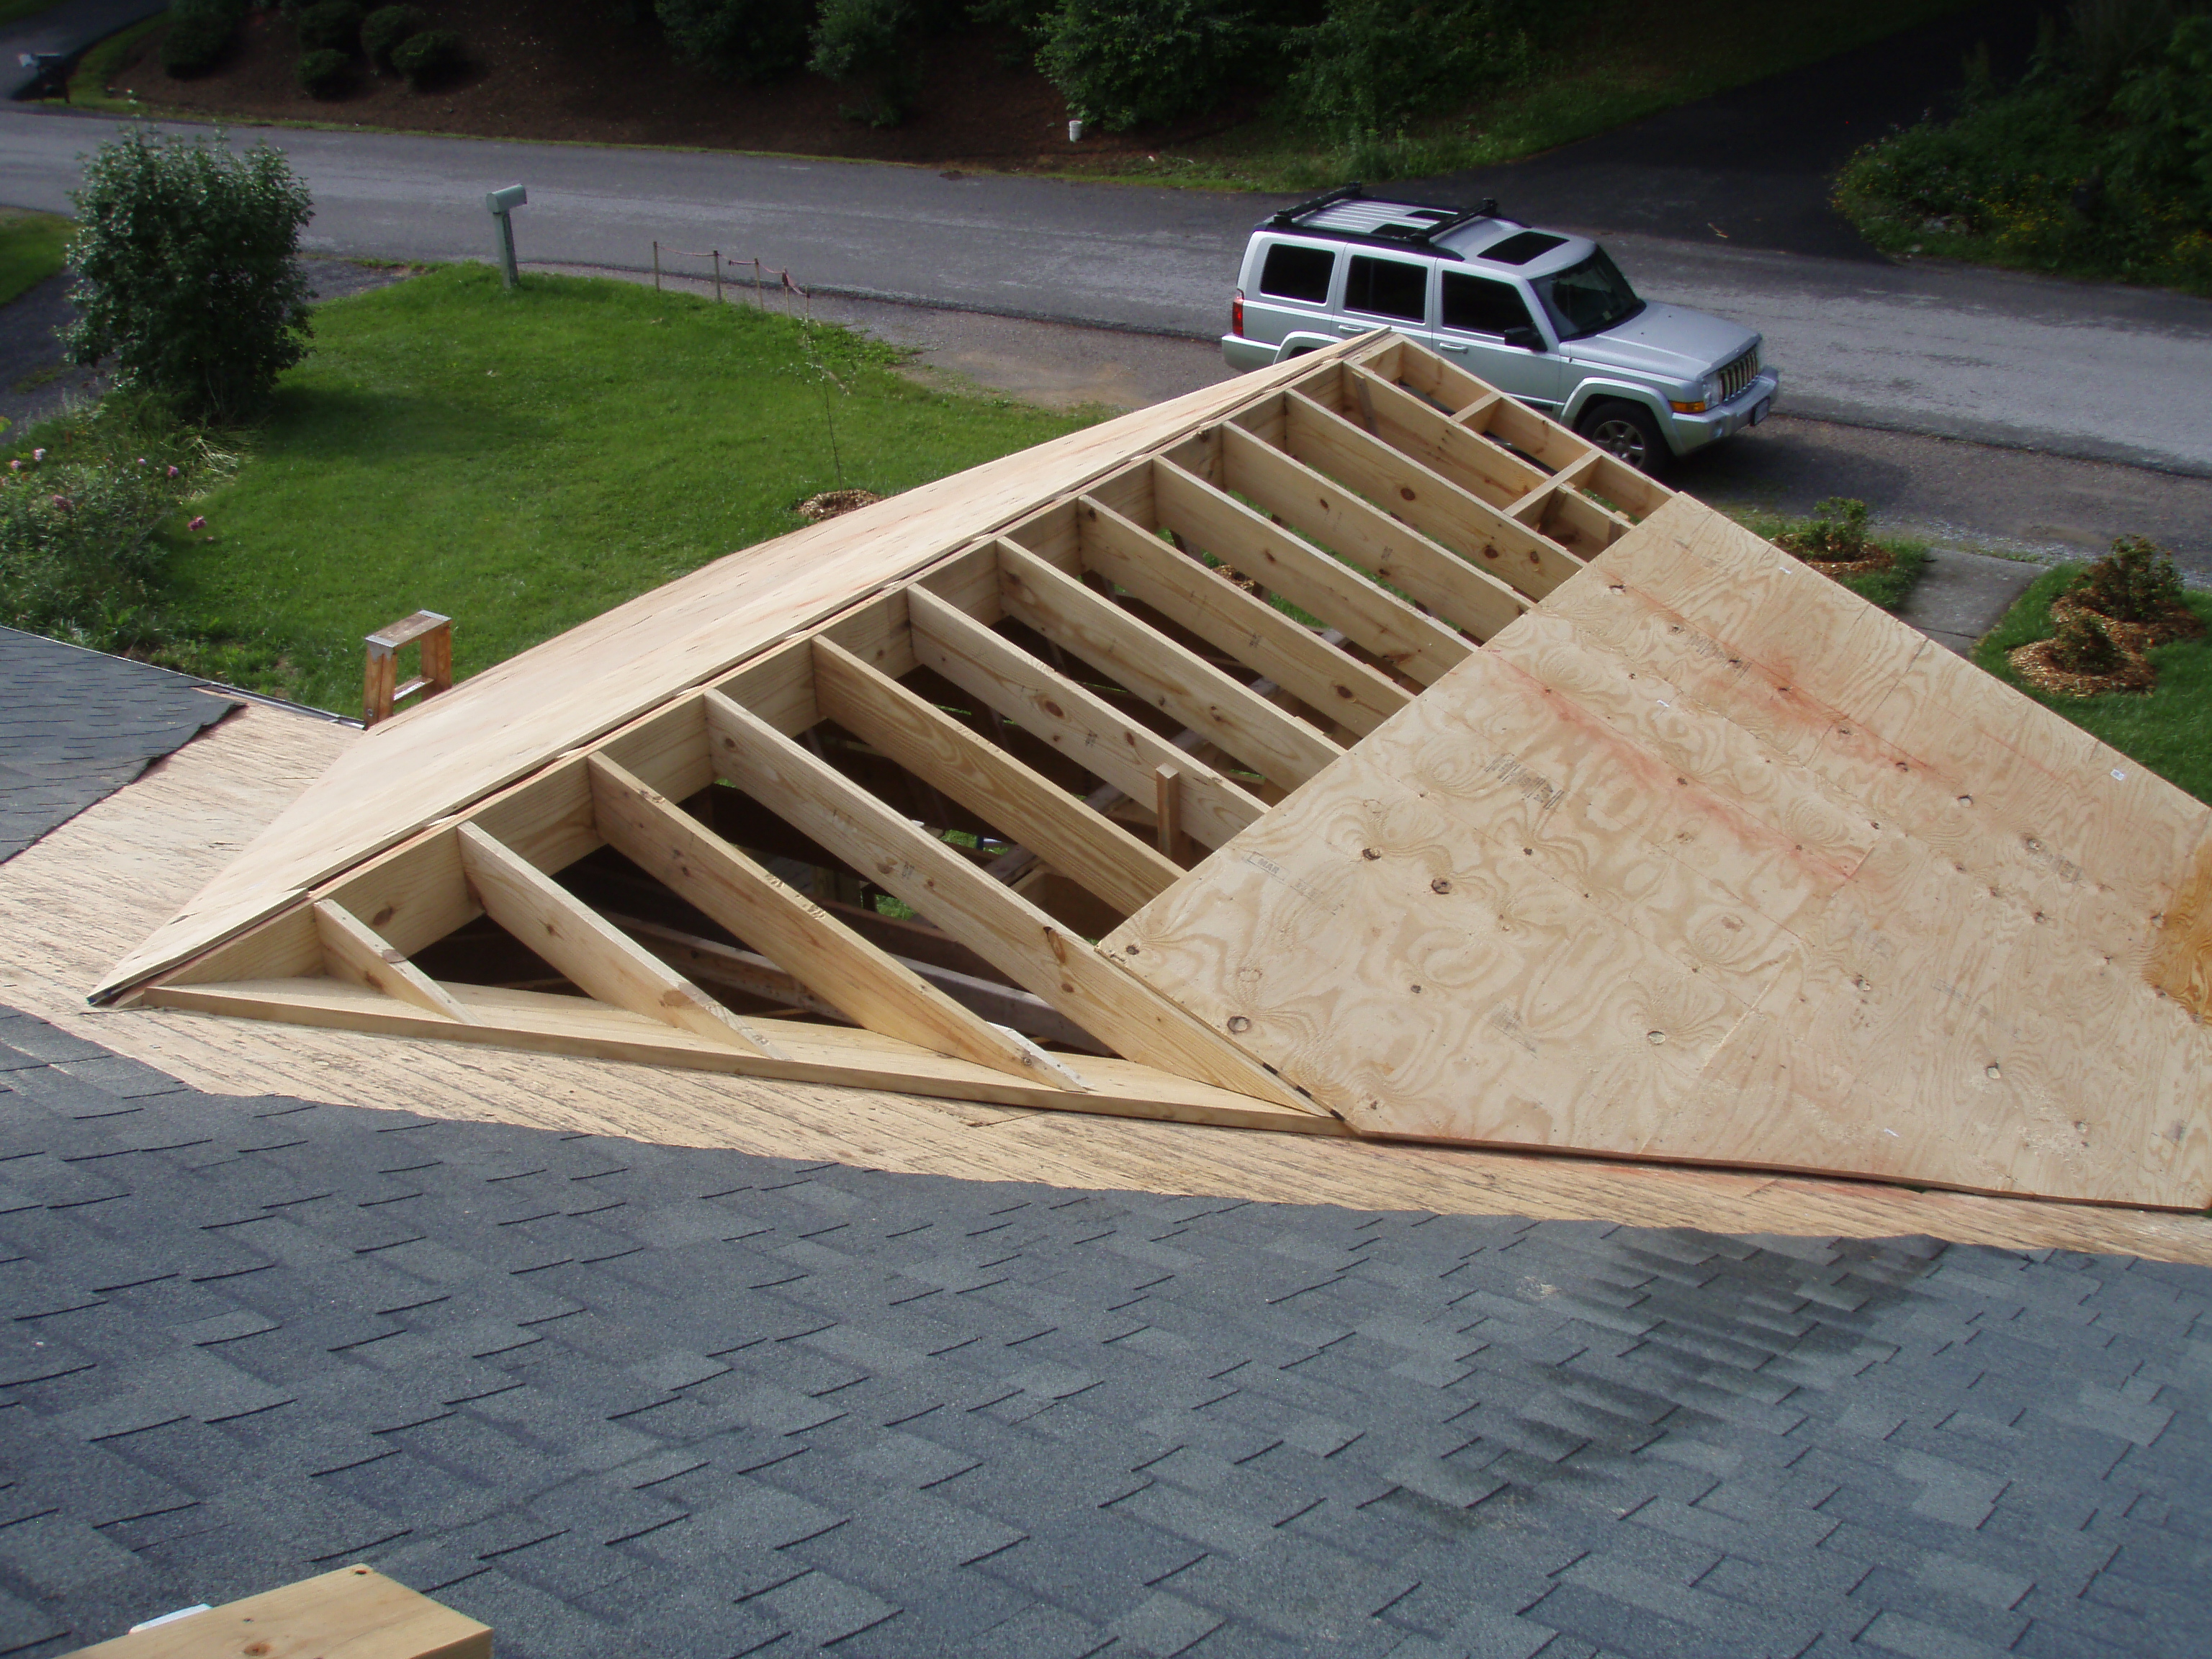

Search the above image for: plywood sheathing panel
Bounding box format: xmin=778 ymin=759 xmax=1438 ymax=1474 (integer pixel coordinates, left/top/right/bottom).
xmin=16 ymin=701 xmax=2212 ymax=1264
xmin=95 ymin=342 xmax=1366 ymax=1003
xmin=1107 ymin=495 xmax=2212 ymax=1208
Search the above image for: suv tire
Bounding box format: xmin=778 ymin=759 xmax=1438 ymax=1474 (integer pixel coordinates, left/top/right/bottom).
xmin=1578 ymin=400 xmax=1668 ymax=476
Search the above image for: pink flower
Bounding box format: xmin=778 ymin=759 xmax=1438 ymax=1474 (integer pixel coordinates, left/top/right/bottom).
xmin=188 ymin=516 xmax=206 ymax=531
xmin=137 ymin=457 xmax=148 ymax=467
xmin=6 ymin=460 xmax=18 ymax=473
xmin=166 ymin=465 xmax=179 ymax=478
xmin=31 ymin=448 xmax=44 ymax=462
xmin=50 ymin=495 xmax=70 ymax=511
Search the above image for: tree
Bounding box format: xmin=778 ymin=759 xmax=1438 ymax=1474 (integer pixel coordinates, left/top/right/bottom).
xmin=63 ymin=127 xmax=315 ymax=425
xmin=1035 ymin=0 xmax=1256 ymax=130
xmin=655 ymin=0 xmax=813 ymax=81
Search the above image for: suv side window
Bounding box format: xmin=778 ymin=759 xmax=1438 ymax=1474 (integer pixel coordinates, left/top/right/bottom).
xmin=1259 ymin=243 xmax=1336 ymax=303
xmin=1344 ymin=255 xmax=1429 ymax=323
xmin=1441 ymin=272 xmax=1537 ymax=338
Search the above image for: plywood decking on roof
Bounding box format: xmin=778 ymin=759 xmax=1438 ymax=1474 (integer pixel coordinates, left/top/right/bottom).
xmin=93 ymin=335 xmax=2212 ymax=1212
xmin=1106 ymin=495 xmax=2212 ymax=1207
xmin=13 ymin=699 xmax=2212 ymax=1264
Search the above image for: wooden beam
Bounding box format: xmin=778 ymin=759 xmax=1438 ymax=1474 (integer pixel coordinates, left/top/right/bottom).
xmin=995 ymin=540 xmax=1342 ymax=788
xmin=586 ymin=752 xmax=1069 ymax=1085
xmin=703 ymin=688 xmax=1319 ymax=1112
xmin=613 ymin=912 xmax=1109 ymax=1053
xmin=454 ymin=821 xmax=777 ymax=1054
xmin=1212 ymin=424 xmax=1529 ymax=647
xmin=812 ymin=637 xmax=1179 ymax=917
xmin=66 ymin=1566 xmax=489 ymax=1659
xmin=1074 ymin=495 xmax=1409 ymax=738
xmin=905 ymin=585 xmax=1264 ymax=850
xmin=313 ymin=898 xmax=470 ymax=1023
xmin=1155 ymin=764 xmax=1187 ymax=863
xmin=1343 ymin=362 xmax=1548 ymax=507
xmin=1282 ymin=389 xmax=1583 ymax=600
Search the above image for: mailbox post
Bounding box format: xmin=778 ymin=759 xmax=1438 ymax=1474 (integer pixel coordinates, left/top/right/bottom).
xmin=485 ymin=184 xmax=526 ymax=288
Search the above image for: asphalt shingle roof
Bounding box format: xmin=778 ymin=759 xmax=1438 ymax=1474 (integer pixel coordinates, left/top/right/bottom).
xmin=1 ymin=1006 xmax=2207 ymax=1658
xmin=0 ymin=628 xmax=235 ymax=863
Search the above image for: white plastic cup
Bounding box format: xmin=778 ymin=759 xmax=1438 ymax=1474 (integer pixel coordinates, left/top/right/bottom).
xmin=1068 ymin=119 xmax=1084 ymax=143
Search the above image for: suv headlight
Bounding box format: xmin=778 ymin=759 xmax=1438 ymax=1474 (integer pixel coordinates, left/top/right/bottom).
xmin=1701 ymin=372 xmax=1725 ymax=408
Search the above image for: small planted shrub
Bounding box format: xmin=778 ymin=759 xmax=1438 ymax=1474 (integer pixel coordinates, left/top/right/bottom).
xmin=1787 ymin=495 xmax=1872 ymax=562
xmin=0 ymin=451 xmax=188 ymax=650
xmin=161 ymin=0 xmax=247 ymax=77
xmin=2081 ymin=534 xmax=2190 ymax=624
xmin=295 ymin=46 xmax=351 ymax=96
xmin=361 ymin=3 xmax=423 ymax=69
xmin=809 ymin=0 xmax=920 ymax=127
xmin=390 ymin=27 xmax=462 ymax=87
xmin=295 ymin=0 xmax=365 ymax=52
xmin=2050 ymin=609 xmax=2128 ymax=675
xmin=63 ymin=127 xmax=315 ymax=425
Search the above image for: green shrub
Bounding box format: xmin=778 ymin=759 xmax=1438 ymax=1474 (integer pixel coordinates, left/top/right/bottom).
xmin=390 ymin=26 xmax=462 ymax=86
xmin=1834 ymin=9 xmax=2212 ymax=294
xmin=810 ymin=0 xmax=920 ymax=125
xmin=0 ymin=453 xmax=185 ymax=650
xmin=1035 ymin=0 xmax=1257 ymax=130
xmin=296 ymin=0 xmax=364 ymax=51
xmin=2051 ymin=609 xmax=2127 ymax=674
xmin=295 ymin=47 xmax=352 ymax=94
xmin=361 ymin=3 xmax=423 ymax=68
xmin=161 ymin=0 xmax=247 ymax=77
xmin=1789 ymin=495 xmax=1871 ymax=561
xmin=2082 ymin=533 xmax=2188 ymax=621
xmin=1285 ymin=0 xmax=1537 ymax=135
xmin=655 ymin=0 xmax=812 ymax=81
xmin=62 ymin=128 xmax=315 ymax=426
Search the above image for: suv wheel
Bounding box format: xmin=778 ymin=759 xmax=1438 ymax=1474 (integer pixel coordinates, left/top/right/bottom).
xmin=1578 ymin=400 xmax=1668 ymax=475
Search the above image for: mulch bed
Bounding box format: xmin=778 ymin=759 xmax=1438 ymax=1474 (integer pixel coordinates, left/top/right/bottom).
xmin=796 ymin=487 xmax=881 ymax=523
xmin=2004 ymin=595 xmax=2198 ymax=697
xmin=96 ymin=0 xmax=1244 ymax=166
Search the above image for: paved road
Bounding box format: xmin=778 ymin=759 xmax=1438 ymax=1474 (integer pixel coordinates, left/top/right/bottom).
xmin=6 ymin=104 xmax=2212 ymax=475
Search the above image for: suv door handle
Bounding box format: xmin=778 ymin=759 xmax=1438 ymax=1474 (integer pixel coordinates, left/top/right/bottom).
xmin=1336 ymin=323 xmax=1365 ymax=334
xmin=1437 ymin=341 xmax=1467 ymax=353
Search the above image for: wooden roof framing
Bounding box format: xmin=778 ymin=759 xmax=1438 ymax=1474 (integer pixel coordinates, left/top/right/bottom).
xmin=99 ymin=335 xmax=2212 ymax=1209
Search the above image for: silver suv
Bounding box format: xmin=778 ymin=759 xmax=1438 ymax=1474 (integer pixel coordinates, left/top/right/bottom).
xmin=1224 ymin=186 xmax=1779 ymax=473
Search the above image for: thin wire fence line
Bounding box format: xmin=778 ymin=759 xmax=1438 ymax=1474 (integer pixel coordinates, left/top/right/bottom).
xmin=649 ymin=240 xmax=813 ymax=317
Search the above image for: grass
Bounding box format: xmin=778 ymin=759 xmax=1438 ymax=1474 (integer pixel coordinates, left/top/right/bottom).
xmin=6 ymin=264 xmax=1097 ymax=712
xmin=0 ymin=208 xmax=71 ymax=307
xmin=1038 ymin=0 xmax=1987 ymax=192
xmin=1975 ymin=565 xmax=2212 ymax=805
xmin=1729 ymin=506 xmax=1931 ymax=615
xmin=63 ymin=13 xmax=166 ymax=112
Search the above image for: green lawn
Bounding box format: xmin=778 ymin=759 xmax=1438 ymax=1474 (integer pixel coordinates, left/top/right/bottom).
xmin=66 ymin=264 xmax=1097 ymax=712
xmin=1051 ymin=0 xmax=1985 ymax=192
xmin=0 ymin=208 xmax=71 ymax=307
xmin=1976 ymin=565 xmax=2212 ymax=805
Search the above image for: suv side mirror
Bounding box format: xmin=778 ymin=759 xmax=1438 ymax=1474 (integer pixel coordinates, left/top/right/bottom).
xmin=1502 ymin=325 xmax=1544 ymax=351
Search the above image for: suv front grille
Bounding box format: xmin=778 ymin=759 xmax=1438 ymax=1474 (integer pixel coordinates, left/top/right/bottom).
xmin=1716 ymin=346 xmax=1761 ymax=405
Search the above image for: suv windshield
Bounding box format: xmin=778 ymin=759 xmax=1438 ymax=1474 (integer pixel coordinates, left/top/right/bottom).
xmin=1534 ymin=249 xmax=1644 ymax=340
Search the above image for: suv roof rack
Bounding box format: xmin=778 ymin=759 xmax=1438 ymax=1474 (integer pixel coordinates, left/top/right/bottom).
xmin=1265 ymin=184 xmax=1507 ymax=253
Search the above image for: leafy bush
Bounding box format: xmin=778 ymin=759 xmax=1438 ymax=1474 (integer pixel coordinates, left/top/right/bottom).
xmin=296 ymin=0 xmax=364 ymax=51
xmin=2051 ymin=609 xmax=2128 ymax=674
xmin=295 ymin=48 xmax=352 ymax=95
xmin=0 ymin=452 xmax=186 ymax=650
xmin=63 ymin=128 xmax=315 ymax=426
xmin=1285 ymin=0 xmax=1537 ymax=135
xmin=810 ymin=0 xmax=920 ymax=125
xmin=1835 ymin=9 xmax=2212 ymax=293
xmin=2082 ymin=533 xmax=2188 ymax=621
xmin=390 ymin=27 xmax=463 ymax=86
xmin=361 ymin=3 xmax=423 ymax=68
xmin=1786 ymin=495 xmax=1872 ymax=561
xmin=161 ymin=0 xmax=247 ymax=77
xmin=1035 ymin=0 xmax=1257 ymax=130
xmin=655 ymin=0 xmax=812 ymax=81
